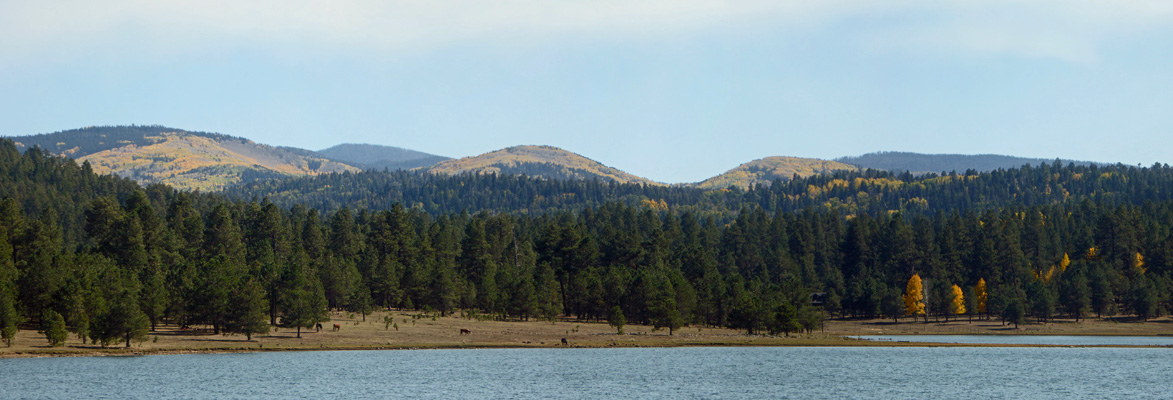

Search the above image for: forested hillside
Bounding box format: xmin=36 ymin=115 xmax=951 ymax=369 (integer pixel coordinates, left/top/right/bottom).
xmin=695 ymin=156 xmax=857 ymax=189
xmin=228 ymin=159 xmax=1173 ymax=220
xmin=2 ymin=137 xmax=1173 ymax=349
xmin=424 ymin=145 xmax=660 ymax=186
xmin=9 ymin=125 xmax=234 ymax=158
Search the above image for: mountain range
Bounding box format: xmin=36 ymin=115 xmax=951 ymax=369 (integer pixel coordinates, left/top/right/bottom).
xmin=4 ymin=125 xmax=1104 ymax=191
xmin=837 ymin=151 xmax=1099 ymax=175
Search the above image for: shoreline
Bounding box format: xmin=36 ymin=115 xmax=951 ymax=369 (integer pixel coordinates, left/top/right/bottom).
xmin=6 ymin=339 xmax=1173 ymax=359
xmin=3 ymin=311 xmax=1172 ymax=359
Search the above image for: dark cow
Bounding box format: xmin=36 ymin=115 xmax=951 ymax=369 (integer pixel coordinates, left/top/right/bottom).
xmin=332 ymin=324 xmax=341 ymax=332
xmin=315 ymin=323 xmax=323 ymax=332
xmin=561 ymin=338 xmax=568 ymax=346
xmin=460 ymin=329 xmax=471 ymax=335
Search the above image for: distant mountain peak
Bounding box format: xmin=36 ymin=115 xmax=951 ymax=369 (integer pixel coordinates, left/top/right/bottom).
xmin=696 ymin=156 xmax=857 ymax=189
xmin=316 ymin=143 xmax=449 ymax=170
xmin=423 ymin=145 xmax=659 ymax=185
xmin=7 ymin=125 xmax=357 ymax=191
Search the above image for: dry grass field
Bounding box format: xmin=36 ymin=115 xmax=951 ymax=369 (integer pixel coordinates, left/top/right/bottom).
xmin=2 ymin=311 xmax=1171 ymax=358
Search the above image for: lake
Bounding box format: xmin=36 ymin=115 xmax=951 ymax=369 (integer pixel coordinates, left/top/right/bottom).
xmin=2 ymin=346 xmax=1172 ymax=399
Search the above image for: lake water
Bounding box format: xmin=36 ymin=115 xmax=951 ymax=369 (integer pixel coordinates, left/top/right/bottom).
xmin=2 ymin=346 xmax=1172 ymax=399
xmin=851 ymin=335 xmax=1173 ymax=346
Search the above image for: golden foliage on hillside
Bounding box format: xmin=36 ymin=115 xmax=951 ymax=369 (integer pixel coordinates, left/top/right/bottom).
xmin=423 ymin=145 xmax=660 ymax=185
xmin=78 ymin=132 xmax=358 ymax=191
xmin=696 ymin=156 xmax=857 ymax=189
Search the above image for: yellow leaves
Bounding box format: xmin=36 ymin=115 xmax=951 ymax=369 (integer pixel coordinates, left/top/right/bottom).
xmin=1041 ymin=265 xmax=1057 ymax=283
xmin=904 ymin=197 xmax=929 ymax=210
xmin=1085 ymin=246 xmax=1100 ymax=261
xmin=1135 ymin=252 xmax=1146 ymax=274
xmin=640 ymin=199 xmax=669 ymax=211
xmin=975 ymin=278 xmax=987 ymax=314
xmin=903 ymin=274 xmax=925 ymax=317
xmin=74 ymin=132 xmax=356 ymax=191
xmin=1059 ymin=253 xmax=1071 ymax=272
xmin=949 ymin=284 xmax=966 ymax=315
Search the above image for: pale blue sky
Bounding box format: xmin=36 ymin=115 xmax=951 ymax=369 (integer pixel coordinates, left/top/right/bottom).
xmin=2 ymin=1 xmax=1172 ymax=183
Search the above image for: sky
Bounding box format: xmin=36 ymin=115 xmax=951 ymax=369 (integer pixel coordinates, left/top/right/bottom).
xmin=2 ymin=1 xmax=1172 ymax=183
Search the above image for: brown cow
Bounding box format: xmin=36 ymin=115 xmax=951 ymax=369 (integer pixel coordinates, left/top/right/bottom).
xmin=332 ymin=324 xmax=341 ymax=332
xmin=460 ymin=329 xmax=471 ymax=335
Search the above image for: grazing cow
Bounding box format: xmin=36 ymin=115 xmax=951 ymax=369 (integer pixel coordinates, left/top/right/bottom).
xmin=332 ymin=324 xmax=341 ymax=332
xmin=315 ymin=323 xmax=323 ymax=332
xmin=459 ymin=329 xmax=471 ymax=335
xmin=561 ymin=338 xmax=568 ymax=346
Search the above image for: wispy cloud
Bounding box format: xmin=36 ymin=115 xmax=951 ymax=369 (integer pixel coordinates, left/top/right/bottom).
xmin=2 ymin=0 xmax=1171 ymax=65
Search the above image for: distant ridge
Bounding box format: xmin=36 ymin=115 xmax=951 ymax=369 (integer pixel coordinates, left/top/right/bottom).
xmin=10 ymin=125 xmax=235 ymax=158
xmin=423 ymin=145 xmax=660 ymax=185
xmin=696 ymin=156 xmax=857 ymax=189
xmin=6 ymin=125 xmax=357 ymax=191
xmin=836 ymin=151 xmax=1099 ymax=174
xmin=317 ymin=143 xmax=449 ymax=171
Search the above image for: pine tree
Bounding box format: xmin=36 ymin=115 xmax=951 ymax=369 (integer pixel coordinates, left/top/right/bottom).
xmin=1058 ymin=268 xmax=1091 ymax=322
xmin=535 ymin=264 xmax=561 ymax=322
xmin=280 ymin=261 xmax=329 ymax=339
xmin=224 ymin=278 xmax=270 ymax=341
xmin=608 ymin=306 xmax=626 ymax=334
xmin=346 ymin=285 xmax=374 ymax=321
xmin=1002 ymin=298 xmax=1026 ymax=329
xmin=44 ymin=309 xmax=67 ymax=347
xmin=95 ymin=293 xmax=150 ymax=348
xmin=0 ymin=286 xmax=21 ymax=346
xmin=768 ymin=297 xmax=801 ymax=337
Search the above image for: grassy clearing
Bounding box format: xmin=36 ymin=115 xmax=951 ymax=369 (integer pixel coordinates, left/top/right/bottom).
xmin=2 ymin=311 xmax=1170 ymax=358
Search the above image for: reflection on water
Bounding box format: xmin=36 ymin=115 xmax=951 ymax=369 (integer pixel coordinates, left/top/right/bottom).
xmin=2 ymin=346 xmax=1173 ymax=399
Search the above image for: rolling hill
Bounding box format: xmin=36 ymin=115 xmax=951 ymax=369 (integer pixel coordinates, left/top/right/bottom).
xmin=317 ymin=143 xmax=449 ymax=170
xmin=422 ymin=145 xmax=661 ymax=185
xmin=696 ymin=156 xmax=858 ymax=189
xmin=836 ymin=152 xmax=1099 ymax=174
xmin=8 ymin=126 xmax=358 ymax=191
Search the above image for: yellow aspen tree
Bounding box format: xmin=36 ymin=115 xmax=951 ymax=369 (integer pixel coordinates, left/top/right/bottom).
xmin=1135 ymin=252 xmax=1146 ymax=274
xmin=1059 ymin=253 xmax=1071 ymax=272
xmin=975 ymin=278 xmax=988 ymax=318
xmin=1086 ymin=246 xmax=1099 ymax=261
xmin=949 ymin=284 xmax=966 ymax=319
xmin=903 ymin=274 xmax=925 ymax=321
xmin=1043 ymin=265 xmax=1057 ymax=283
